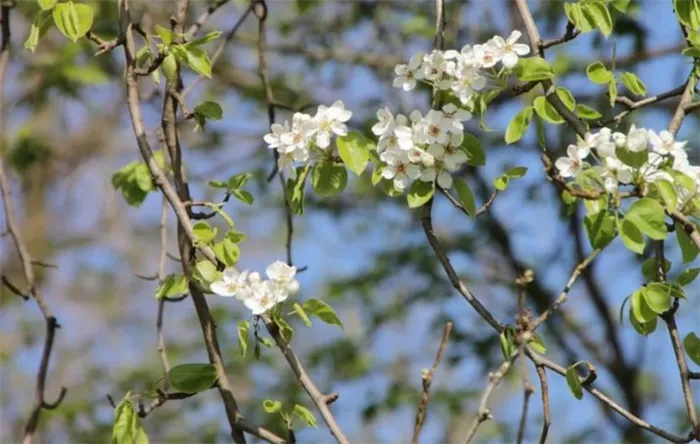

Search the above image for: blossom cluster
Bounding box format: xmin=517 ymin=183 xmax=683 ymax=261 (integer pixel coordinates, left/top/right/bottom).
xmin=373 ymin=104 xmax=472 ymax=190
xmin=392 ymin=31 xmax=530 ymax=104
xmin=555 ymin=125 xmax=699 ymax=197
xmin=264 ymin=101 xmax=352 ymax=180
xmin=210 ymin=261 xmax=299 ymax=315
xmin=372 ymin=31 xmax=530 ymax=192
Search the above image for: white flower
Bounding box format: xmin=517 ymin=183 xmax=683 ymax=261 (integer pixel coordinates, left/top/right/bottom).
xmin=393 ymin=51 xmax=424 ymax=91
xmin=555 ymin=143 xmax=590 ymax=178
xmin=491 ymin=31 xmax=530 ymax=68
xmin=280 ymin=112 xmax=316 ymax=153
xmin=473 ymin=40 xmax=501 ymax=68
xmin=372 ymin=107 xmax=396 ymax=137
xmin=441 ymin=103 xmax=472 ymax=134
xmin=450 ymin=65 xmax=486 ymax=105
xmin=625 ymin=125 xmax=649 ymax=152
xmin=419 ymin=143 xmax=464 ymax=189
xmin=266 ymin=260 xmax=300 ymax=296
xmin=418 ymin=50 xmax=449 ymax=85
xmin=648 ymin=129 xmax=687 ymax=156
xmin=313 ymin=100 xmax=352 ymax=149
xmin=381 ymin=150 xmax=421 ymax=191
xmin=612 ymin=131 xmax=627 ymax=148
xmin=598 ymin=157 xmax=633 ymax=192
xmin=263 ymin=121 xmax=290 ymax=151
xmin=243 ymin=281 xmax=280 ymax=315
xmin=210 ymin=267 xmax=249 ymax=300
xmin=640 ymin=152 xmax=674 ymax=184
xmin=414 ymin=109 xmax=452 ymax=145
xmin=594 ymin=128 xmax=617 ymax=158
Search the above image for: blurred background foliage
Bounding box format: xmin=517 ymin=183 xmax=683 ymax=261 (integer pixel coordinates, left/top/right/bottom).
xmin=1 ymin=0 xmax=698 ymax=443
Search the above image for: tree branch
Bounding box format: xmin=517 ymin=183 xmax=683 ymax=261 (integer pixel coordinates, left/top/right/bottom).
xmin=535 ymin=365 xmax=550 ymax=444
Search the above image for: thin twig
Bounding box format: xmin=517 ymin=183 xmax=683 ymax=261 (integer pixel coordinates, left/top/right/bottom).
xmin=86 ymin=30 xmax=123 ymax=56
xmin=671 ymin=211 xmax=700 ymax=251
xmin=539 ymin=21 xmax=580 ymax=50
xmin=412 ymin=321 xmax=452 ymax=444
xmin=185 ymin=0 xmax=231 ymax=39
xmin=531 ymin=249 xmax=600 ymax=330
xmin=535 ymin=365 xmax=550 ymax=444
xmin=156 ymin=198 xmax=171 ymax=388
xmin=1 ymin=275 xmax=28 ymax=300
xmin=594 ymin=83 xmax=689 ymax=128
xmin=516 ymin=379 xmax=535 ymax=444
xmin=463 ymin=357 xmax=517 ymax=444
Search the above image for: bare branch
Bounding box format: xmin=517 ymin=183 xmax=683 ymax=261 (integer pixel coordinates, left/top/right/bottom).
xmin=535 ymin=365 xmax=550 ymax=444
xmin=412 ymin=321 xmax=453 ymax=444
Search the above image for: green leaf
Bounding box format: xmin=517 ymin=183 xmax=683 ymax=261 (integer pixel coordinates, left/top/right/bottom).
xmin=155 ymin=274 xmax=189 ymax=300
xmin=515 ymin=56 xmax=555 ymax=81
xmin=194 ymin=101 xmax=223 ymax=121
xmin=631 ymin=289 xmax=656 ymax=323
xmin=610 ymin=0 xmax=630 ymax=13
xmin=583 ymin=210 xmax=616 ymax=249
xmin=237 ymin=320 xmax=249 ymax=357
xmin=641 ymin=285 xmax=671 ymax=314
xmin=407 ymin=180 xmax=435 ymax=208
xmin=293 ymin=404 xmax=319 ymax=428
xmin=275 ymin=316 xmax=295 ymax=343
xmin=168 ymin=363 xmax=218 ymax=393
xmin=682 ymin=47 xmax=700 ymax=58
xmin=677 ymin=268 xmax=700 ymax=286
xmin=629 ymin=307 xmax=657 ymax=336
xmin=615 ymin=146 xmax=648 ymax=169
xmin=676 ymin=223 xmax=700 ymax=263
xmin=647 ymin=282 xmax=686 ymax=300
xmin=619 ymin=217 xmax=645 ymax=254
xmin=581 ymin=1 xmax=613 ymax=37
xmin=529 ymin=333 xmax=547 ymax=354
xmin=500 ymin=327 xmax=517 ymax=359
xmin=533 ymin=96 xmax=564 ymax=124
xmin=566 ymin=365 xmax=583 ymax=400
xmin=506 ymin=166 xmax=528 ymax=178
xmin=302 ymin=298 xmax=343 ymax=329
xmin=188 ymin=31 xmax=223 ymax=47
xmin=461 ymin=132 xmax=486 ymax=166
xmin=574 ymin=104 xmax=603 ymax=120
xmin=232 ymin=189 xmax=254 ymax=205
xmin=262 ymin=399 xmax=283 ymax=414
xmin=193 ymin=260 xmax=220 ymax=288
xmin=212 ymin=238 xmax=239 ymax=267
xmin=292 ymin=302 xmax=312 ymax=327
xmin=674 ymin=0 xmax=700 ymax=28
xmin=505 ymin=106 xmax=533 ymax=144
xmin=24 ymin=11 xmax=53 ymax=52
xmin=655 ymin=180 xmax=678 ymax=212
xmin=493 ymin=174 xmax=509 ymax=191
xmin=112 ymin=393 xmax=149 ymax=444
xmin=623 ymin=198 xmax=668 ymax=241
xmin=192 ymin=221 xmax=218 ymax=245
xmin=336 ymin=131 xmax=373 ymax=175
xmin=586 ymin=61 xmax=614 ymax=84
xmin=175 ymin=44 xmax=212 ymax=77
xmin=683 ymin=332 xmax=700 ymax=366
xmin=312 ymin=161 xmax=348 ymax=197
xmin=38 ymin=0 xmax=57 ymax=10
xmin=53 ymin=2 xmax=93 ymax=43
xmin=608 ymin=79 xmax=617 ymax=107
xmin=453 ymin=179 xmax=476 ymax=218
xmin=620 ymin=72 xmax=647 ymax=96
xmin=227 ymin=172 xmax=253 ymax=190
xmin=155 ymin=25 xmax=176 ymax=45
xmin=556 ymin=87 xmax=576 ymax=111
xmin=161 ymin=53 xmax=178 ymax=83
xmin=286 ymin=165 xmax=311 ymax=215
xmin=641 ymin=257 xmax=671 ymax=281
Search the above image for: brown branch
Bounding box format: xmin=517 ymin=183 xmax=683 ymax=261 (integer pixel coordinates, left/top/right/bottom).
xmin=0 ymin=7 xmax=67 ymax=444
xmin=137 ymin=389 xmax=198 ymax=418
xmin=185 ymin=0 xmax=231 ymax=39
xmin=117 ymin=1 xmax=284 ymax=443
xmin=539 ymin=21 xmax=580 ymax=50
xmin=531 ymin=248 xmax=600 ymax=330
xmin=535 ymin=365 xmax=550 ymax=444
xmin=439 ymin=185 xmax=498 ymax=217
xmin=463 ymin=357 xmax=517 ymax=443
xmin=1 ymin=275 xmax=29 ymax=300
xmin=672 ymin=211 xmax=700 ymax=251
xmin=516 ymin=378 xmax=535 ymax=444
xmin=594 ymin=83 xmax=689 ymax=128
xmin=412 ymin=321 xmax=452 ymax=444
xmin=156 ymin=198 xmax=171 ymax=389
xmin=264 ymin=318 xmax=349 ymax=444
xmin=86 ymin=30 xmax=123 ymax=56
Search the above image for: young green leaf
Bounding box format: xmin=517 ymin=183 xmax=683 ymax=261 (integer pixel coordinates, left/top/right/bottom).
xmin=574 ymin=104 xmax=603 ymax=120
xmin=262 ymin=399 xmax=283 ymax=414
xmin=586 ymin=61 xmax=614 ymax=84
xmin=506 ymin=166 xmax=528 ymax=178
xmin=292 ymin=302 xmax=312 ymax=327
xmin=53 ymin=2 xmax=93 ymax=42
xmin=533 ymin=96 xmax=564 ymax=124
xmin=499 ymin=327 xmax=517 ymax=359
xmin=336 ymin=131 xmax=373 ymax=175
xmin=555 ymin=87 xmax=576 ymax=111
xmin=179 ymin=45 xmax=212 ymax=77
xmin=155 ymin=274 xmax=189 ymax=300
xmin=38 ymin=0 xmax=57 ymax=10
xmin=453 ymin=178 xmax=476 ymax=218
xmin=640 ymin=285 xmax=671 ymax=314
xmin=194 ymin=101 xmax=223 ymax=121
xmin=676 ymin=223 xmax=700 ymax=263
xmin=168 ymin=363 xmax=218 ymax=393
xmin=615 ymin=146 xmax=648 ymax=169
xmin=493 ymin=174 xmax=509 ymax=191
xmin=677 ymin=268 xmax=700 ymax=287
xmin=620 ymin=72 xmax=647 ymax=96
xmin=566 ymin=365 xmax=583 ymax=400
xmin=581 ymin=1 xmax=613 ymax=37
xmin=641 ymin=257 xmax=671 ymax=281
xmin=623 ymin=198 xmax=668 ymax=241
xmin=24 ymin=11 xmax=53 ymax=53
xmin=154 ymin=25 xmax=176 ymax=45
xmin=631 ymin=289 xmax=656 ymax=323
xmin=407 ymin=180 xmax=435 ymax=208
xmin=302 ymin=298 xmax=343 ymax=329
xmin=461 ymin=132 xmax=486 ymax=166
xmin=629 ymin=307 xmax=657 ymax=336
xmin=683 ymin=332 xmax=700 ymax=366
xmin=608 ymin=79 xmax=618 ymax=107
xmin=293 ymin=404 xmax=319 ymax=428
xmin=286 ymin=165 xmax=311 ymax=215
xmin=113 ymin=393 xmax=149 ymax=444
xmin=192 ymin=221 xmax=218 ymax=245
xmin=655 ymin=180 xmax=678 ymax=212
xmin=515 ymin=56 xmax=555 ymax=81
xmin=238 ymin=320 xmax=249 ymax=357
xmin=188 ymin=31 xmax=223 ymax=47
xmin=505 ymin=106 xmax=533 ymax=144
xmin=584 ymin=210 xmax=616 ymax=249
xmin=312 ymin=161 xmax=348 ymax=197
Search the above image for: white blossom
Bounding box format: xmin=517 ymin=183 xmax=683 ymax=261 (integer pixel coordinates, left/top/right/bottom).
xmin=555 ymin=143 xmax=590 ymax=178
xmin=313 ymin=100 xmax=352 ymax=149
xmin=472 ymin=40 xmax=501 ymax=68
xmin=625 ymin=125 xmax=649 ymax=153
xmin=266 ymin=261 xmax=300 ymax=295
xmin=381 ymin=150 xmax=421 ymax=191
xmin=393 ymin=51 xmax=424 ymax=91
xmin=648 ymin=129 xmax=687 ymax=157
xmin=491 ymin=31 xmax=530 ymax=68
xmin=210 ymin=268 xmax=249 ymax=300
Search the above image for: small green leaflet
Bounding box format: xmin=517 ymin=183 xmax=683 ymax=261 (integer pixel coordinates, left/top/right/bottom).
xmin=302 ymin=298 xmax=343 ymax=329
xmin=514 ymin=57 xmax=555 ymax=81
xmin=286 ymin=165 xmax=311 ymax=215
xmin=566 ymin=365 xmax=583 ymax=400
xmin=407 ymin=180 xmax=435 ymax=208
xmin=53 ymin=1 xmax=93 ymax=43
xmin=168 ymin=363 xmax=218 ymax=393
xmin=312 ymin=161 xmax=348 ymax=197
xmin=192 ymin=221 xmax=218 ymax=245
xmin=583 ymin=210 xmax=616 ymax=249
xmin=112 ymin=392 xmax=149 ymax=444
xmin=505 ymin=106 xmax=533 ymax=144
xmin=453 ymin=179 xmax=477 ymax=218
xmin=155 ymin=274 xmax=189 ymax=300
xmin=586 ymin=61 xmax=614 ymax=84
xmin=676 ymin=223 xmax=700 ymax=263
xmin=337 ymin=131 xmax=373 ymax=175
xmin=533 ymin=96 xmax=563 ymax=124
xmin=683 ymin=332 xmax=700 ymax=366
xmin=262 ymin=399 xmax=283 ymax=414
xmin=677 ymin=268 xmax=700 ymax=287
xmin=620 ymin=72 xmax=647 ymax=96
xmin=292 ymin=302 xmax=312 ymax=327
xmin=461 ymin=132 xmax=485 ymax=166
xmin=238 ymin=320 xmax=249 ymax=357
xmin=293 ymin=404 xmax=319 ymax=428
xmin=24 ymin=11 xmax=53 ymax=53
